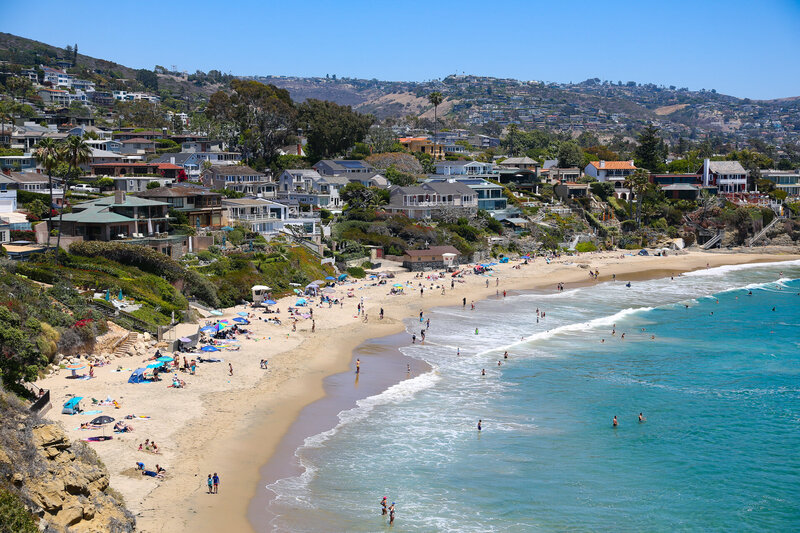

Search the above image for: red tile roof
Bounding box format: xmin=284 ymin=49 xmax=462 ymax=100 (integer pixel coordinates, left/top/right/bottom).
xmin=589 ymin=161 xmax=636 ymax=170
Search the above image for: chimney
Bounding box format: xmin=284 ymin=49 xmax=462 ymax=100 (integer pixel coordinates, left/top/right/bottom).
xmin=114 ymin=190 xmax=125 ymax=204
xmin=534 ymin=162 xmax=540 ymax=180
xmin=297 ymin=143 xmax=302 ymax=156
xmin=703 ymin=158 xmax=710 ymax=187
xmin=599 ymin=160 xmax=605 ymax=169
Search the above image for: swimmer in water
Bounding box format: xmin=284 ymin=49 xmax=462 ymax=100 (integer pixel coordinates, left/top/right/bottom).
xmin=638 ymin=412 xmax=646 ymax=423
xmin=504 ymin=351 xmax=508 ymax=359
xmin=477 ymin=420 xmax=482 ymax=431
xmin=498 ymin=360 xmax=502 ymax=366
xmin=613 ymin=416 xmax=618 ymax=427
xmin=481 ymin=369 xmax=485 ymax=376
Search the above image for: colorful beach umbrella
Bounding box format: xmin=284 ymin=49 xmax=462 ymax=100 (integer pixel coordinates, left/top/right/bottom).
xmin=66 ymin=363 xmax=86 ymax=370
xmin=393 ymin=283 xmax=404 ymax=288
xmin=201 ymin=346 xmax=220 ymax=352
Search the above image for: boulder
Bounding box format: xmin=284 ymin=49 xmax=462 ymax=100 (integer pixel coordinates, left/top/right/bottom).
xmin=82 ymin=504 xmax=95 ymax=520
xmin=33 ymin=424 xmax=69 ymax=449
xmin=56 ymin=500 xmax=83 ymax=526
xmin=33 ymin=480 xmax=65 ymax=512
xmin=142 ymin=332 xmax=151 ymax=342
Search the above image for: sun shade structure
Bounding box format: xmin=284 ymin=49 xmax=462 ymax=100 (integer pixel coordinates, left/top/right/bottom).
xmin=201 ymin=346 xmax=220 ymax=352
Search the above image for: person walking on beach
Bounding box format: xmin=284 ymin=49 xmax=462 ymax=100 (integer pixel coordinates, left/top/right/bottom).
xmin=381 ymin=496 xmax=388 ymax=515
xmin=229 ymin=363 xmax=233 ymax=376
xmin=380 ymin=308 xmax=384 ymax=320
xmin=207 ymin=474 xmax=213 ymax=494
xmin=212 ymin=472 xmax=219 ymax=493
xmin=420 ymin=329 xmax=426 ymax=342
xmin=356 ymin=359 xmax=360 ymax=374
xmin=312 ymin=320 xmax=316 ymax=332
xmin=426 ymin=318 xmax=430 ymax=329
xmin=463 ymin=297 xmax=466 ymax=308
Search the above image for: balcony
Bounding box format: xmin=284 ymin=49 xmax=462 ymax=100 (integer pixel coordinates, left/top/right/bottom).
xmin=230 ymin=213 xmax=281 ymax=221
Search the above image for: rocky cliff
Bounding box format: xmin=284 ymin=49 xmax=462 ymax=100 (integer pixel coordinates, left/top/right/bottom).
xmin=0 ymin=390 xmax=134 ymax=532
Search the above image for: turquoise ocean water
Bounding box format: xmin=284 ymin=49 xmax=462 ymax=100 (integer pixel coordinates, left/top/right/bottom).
xmin=266 ymin=260 xmax=800 ymax=532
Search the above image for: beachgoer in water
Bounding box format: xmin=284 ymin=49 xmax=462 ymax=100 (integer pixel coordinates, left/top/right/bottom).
xmin=356 ymin=359 xmax=360 ymax=374
xmin=389 ymin=504 xmax=395 ymax=525
xmin=498 ymin=360 xmax=502 ymax=366
xmin=481 ymin=369 xmax=485 ymax=376
xmin=475 ymin=328 xmax=479 ymax=335
xmin=638 ymin=412 xmax=645 ymax=423
xmin=381 ymin=496 xmax=387 ymax=515
xmin=462 ymin=297 xmax=466 ymax=307
xmin=504 ymin=351 xmax=508 ymax=359
xmin=477 ymin=420 xmax=482 ymax=431
xmin=613 ymin=416 xmax=618 ymax=427
xmin=412 ymin=334 xmax=416 ymax=344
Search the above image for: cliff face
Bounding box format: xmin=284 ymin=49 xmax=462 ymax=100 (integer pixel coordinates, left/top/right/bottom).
xmin=0 ymin=391 xmax=134 ymax=532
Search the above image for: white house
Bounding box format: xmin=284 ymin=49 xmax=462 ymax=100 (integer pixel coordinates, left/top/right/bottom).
xmin=41 ymin=66 xmax=73 ymax=88
xmin=584 ymin=160 xmax=637 ymax=183
xmin=434 ymin=160 xmax=494 ymax=176
xmin=699 ymin=159 xmax=748 ymax=194
xmin=223 ymin=197 xmax=319 ymax=237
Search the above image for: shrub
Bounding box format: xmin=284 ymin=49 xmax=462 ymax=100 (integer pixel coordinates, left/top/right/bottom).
xmin=0 ymin=488 xmax=38 ymax=533
xmin=575 ymin=242 xmax=597 ymax=252
xmin=346 ymin=266 xmax=366 ymax=278
xmin=361 ymin=261 xmax=374 ymax=269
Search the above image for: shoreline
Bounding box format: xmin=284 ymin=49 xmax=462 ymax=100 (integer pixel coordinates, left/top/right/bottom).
xmin=35 ymin=249 xmax=800 ymax=533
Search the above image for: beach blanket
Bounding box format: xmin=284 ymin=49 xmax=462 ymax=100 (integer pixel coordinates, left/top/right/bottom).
xmin=124 ymin=415 xmax=150 ymax=420
xmin=82 ymin=410 xmax=103 ymax=416
xmin=82 ymin=436 xmax=113 ymax=442
xmin=198 ymin=357 xmax=222 ymax=363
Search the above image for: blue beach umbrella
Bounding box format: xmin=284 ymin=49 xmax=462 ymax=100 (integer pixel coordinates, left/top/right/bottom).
xmin=237 ymin=312 xmax=249 ymax=317
xmin=337 ymin=274 xmax=347 ymax=281
xmin=264 ymin=299 xmax=277 ymax=305
xmin=118 ymin=289 xmax=123 ymax=300
xmin=104 ymin=289 xmax=110 ymax=301
xmin=146 ymin=362 xmax=162 ymax=369
xmin=200 ymin=326 xmax=216 ymax=333
xmin=325 ymin=276 xmax=336 ymax=280
xmin=233 ymin=317 xmax=248 ymax=324
xmin=295 ymin=298 xmax=307 ymax=305
xmin=201 ymin=346 xmax=220 ymax=352
xmin=157 ymin=356 xmax=173 ymax=362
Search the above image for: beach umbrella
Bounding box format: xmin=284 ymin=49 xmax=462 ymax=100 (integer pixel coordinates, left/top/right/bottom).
xmin=325 ymin=276 xmax=336 ymax=280
xmin=91 ymin=415 xmax=115 ymax=426
xmin=393 ymin=283 xmax=404 ymax=288
xmin=293 ymin=289 xmax=302 ymax=294
xmin=306 ymin=282 xmax=319 ymax=289
xmin=146 ymin=362 xmax=162 ymax=369
xmin=221 ymin=226 xmax=235 ymax=231
xmin=338 ymin=274 xmax=347 ymax=281
xmin=66 ymin=363 xmax=86 ymax=378
xmin=201 ymin=346 xmax=220 ymax=352
xmin=200 ymin=326 xmax=216 ymax=333
xmin=237 ymin=312 xmax=249 ymax=317
xmin=295 ymin=298 xmax=307 ymax=305
xmin=264 ymin=299 xmax=277 ymax=305
xmin=157 ymin=356 xmax=173 ymax=362
xmin=233 ymin=317 xmax=248 ymax=324
xmin=179 ymin=337 xmax=191 ymax=343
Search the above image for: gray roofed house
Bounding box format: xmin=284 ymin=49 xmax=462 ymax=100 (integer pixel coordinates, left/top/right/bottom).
xmin=499 ymin=156 xmax=538 ymax=170
xmin=386 ymin=181 xmax=478 ymax=219
xmin=313 ymin=159 xmax=375 ymax=176
xmin=698 ymin=159 xmax=748 ymax=193
xmin=201 ymin=165 xmax=271 ymax=195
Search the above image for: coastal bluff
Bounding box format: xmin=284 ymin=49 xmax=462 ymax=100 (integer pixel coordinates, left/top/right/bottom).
xmin=0 ymin=389 xmax=134 ymax=532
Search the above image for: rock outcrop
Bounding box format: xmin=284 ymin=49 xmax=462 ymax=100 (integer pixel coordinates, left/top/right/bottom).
xmin=0 ymin=389 xmax=134 ymax=532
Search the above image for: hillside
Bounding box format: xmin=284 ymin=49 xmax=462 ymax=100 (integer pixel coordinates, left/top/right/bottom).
xmin=2 ymin=31 xmax=799 ymax=144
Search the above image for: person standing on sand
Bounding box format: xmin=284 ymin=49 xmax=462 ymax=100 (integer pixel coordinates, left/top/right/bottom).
xmin=213 ymin=472 xmax=219 ymax=493
xmin=463 ymin=297 xmax=466 ymax=308
xmin=356 ymin=359 xmax=360 ymax=374
xmin=229 ymin=363 xmax=233 ymax=376
xmin=207 ymin=474 xmax=213 ymax=494
xmin=312 ymin=320 xmax=316 ymax=332
xmin=380 ymin=308 xmax=384 ymax=320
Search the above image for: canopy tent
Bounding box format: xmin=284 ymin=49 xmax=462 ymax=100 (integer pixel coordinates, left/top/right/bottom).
xmin=305 ymin=282 xmax=319 ymax=289
xmin=264 ymin=299 xmax=277 ymax=305
xmin=146 ymin=362 xmax=163 ymax=369
xmin=179 ymin=337 xmax=191 ymax=343
xmin=128 ymin=368 xmax=149 ymax=384
xmin=337 ymin=274 xmax=348 ymax=281
xmin=62 ymin=396 xmax=83 ymax=415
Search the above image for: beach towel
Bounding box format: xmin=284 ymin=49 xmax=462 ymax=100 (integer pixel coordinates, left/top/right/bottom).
xmin=82 ymin=436 xmax=113 ymax=442
xmin=82 ymin=410 xmax=103 ymax=416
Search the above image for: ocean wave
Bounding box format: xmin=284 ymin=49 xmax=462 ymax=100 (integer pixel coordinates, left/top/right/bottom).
xmin=474 ymin=306 xmax=653 ymax=357
xmin=681 ymin=259 xmax=800 ymax=278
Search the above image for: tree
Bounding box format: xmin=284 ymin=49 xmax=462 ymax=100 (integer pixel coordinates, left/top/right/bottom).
xmin=634 ymin=124 xmax=667 ymax=172
xmin=136 ymin=69 xmax=159 ymax=92
xmin=384 ymin=165 xmax=418 ymax=186
xmin=590 ymin=181 xmax=615 ymax=200
xmin=208 ymin=80 xmax=297 ymax=165
xmin=341 ymin=182 xmax=384 ymax=210
xmin=56 ymin=136 xmax=90 ymax=262
xmin=777 ymin=158 xmax=794 ymax=170
xmin=33 ymin=138 xmax=61 ymax=250
xmin=557 ymin=141 xmax=584 ymax=168
xmin=146 ymin=180 xmax=162 ymax=190
xmin=365 ymin=126 xmax=397 ymax=153
xmin=297 ymin=99 xmax=373 ymax=160
xmin=623 ymin=168 xmax=651 ymax=228
xmin=428 ymin=91 xmax=444 ymax=157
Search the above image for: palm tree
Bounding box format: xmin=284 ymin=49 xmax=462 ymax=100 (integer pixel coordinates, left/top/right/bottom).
xmin=428 ymin=91 xmax=443 ymax=160
xmin=55 ymin=136 xmax=90 ymax=263
xmin=33 ymin=138 xmax=61 ymax=250
xmin=623 ymin=168 xmax=651 ymax=228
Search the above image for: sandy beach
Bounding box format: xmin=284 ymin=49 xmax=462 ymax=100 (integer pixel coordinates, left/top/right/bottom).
xmin=35 ymin=248 xmax=800 ymax=532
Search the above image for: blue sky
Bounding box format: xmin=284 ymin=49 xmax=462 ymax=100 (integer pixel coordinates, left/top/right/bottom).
xmin=2 ymin=0 xmax=799 ymax=99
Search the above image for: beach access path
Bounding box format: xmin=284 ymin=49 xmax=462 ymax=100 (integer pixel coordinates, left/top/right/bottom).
xmin=35 ymin=249 xmax=799 ymax=532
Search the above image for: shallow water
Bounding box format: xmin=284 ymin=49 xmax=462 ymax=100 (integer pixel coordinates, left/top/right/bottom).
xmin=265 ymin=260 xmax=800 ymax=532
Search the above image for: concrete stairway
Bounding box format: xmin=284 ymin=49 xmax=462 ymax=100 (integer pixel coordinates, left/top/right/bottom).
xmin=113 ymin=332 xmax=138 ymax=358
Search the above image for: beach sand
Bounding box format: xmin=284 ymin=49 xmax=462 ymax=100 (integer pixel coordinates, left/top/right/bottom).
xmin=35 ymin=249 xmax=799 ymax=532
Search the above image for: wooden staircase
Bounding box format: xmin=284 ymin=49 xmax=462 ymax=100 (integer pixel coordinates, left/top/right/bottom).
xmin=113 ymin=332 xmax=138 ymax=358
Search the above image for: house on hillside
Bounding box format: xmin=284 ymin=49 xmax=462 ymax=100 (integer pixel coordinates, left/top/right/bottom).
xmin=426 ymin=176 xmax=507 ymax=212
xmin=584 ymin=160 xmax=637 ymax=198
xmin=200 ymin=165 xmax=273 ymax=195
xmin=761 ymin=169 xmax=800 ymax=198
xmin=397 ymin=138 xmax=444 ymax=160
xmin=434 ymin=160 xmax=494 ymax=176
xmin=313 ymin=159 xmax=375 ymax=176
xmin=90 ymin=162 xmax=183 ymax=180
xmin=385 ymin=182 xmax=478 ymax=219
xmin=120 ymin=138 xmax=156 ymax=155
xmin=401 ymin=245 xmax=460 ymax=271
xmin=276 ymin=169 xmax=349 ymax=209
xmin=697 ymin=159 xmax=748 ymax=194
xmin=136 ymin=186 xmax=223 ymax=228
xmin=498 ymin=156 xmax=538 ymax=170
xmin=112 ymin=130 xmax=164 ymax=142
